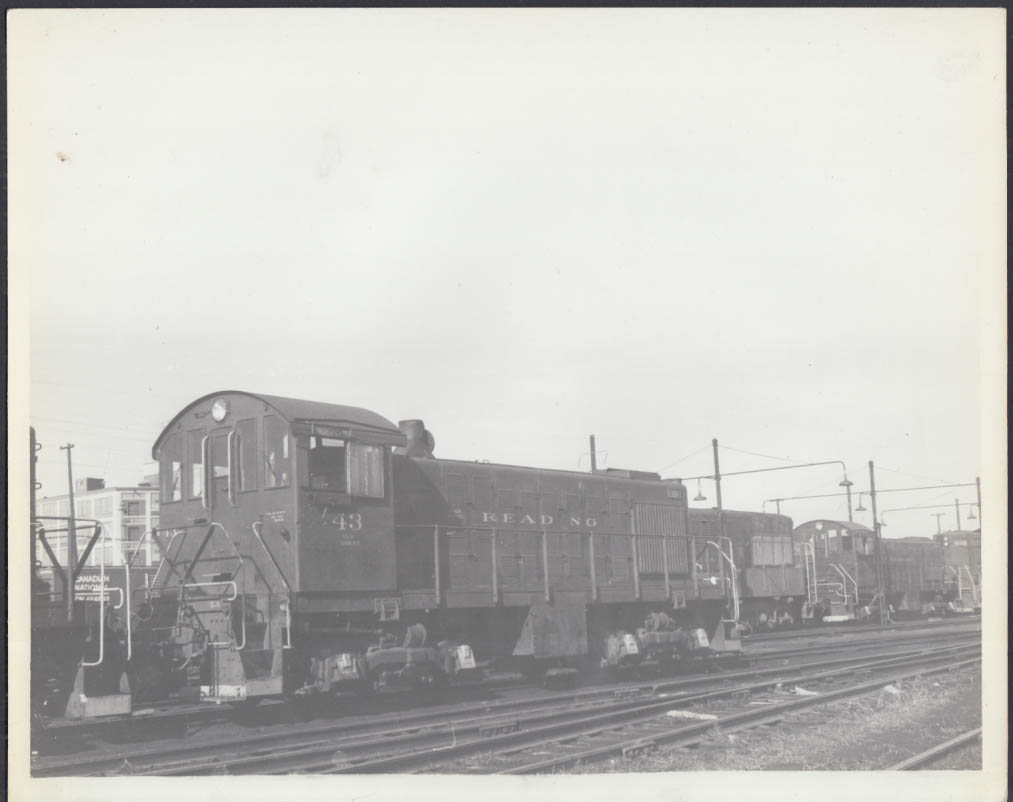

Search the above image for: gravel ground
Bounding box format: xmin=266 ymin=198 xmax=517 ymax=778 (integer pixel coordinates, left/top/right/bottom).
xmin=565 ymin=664 xmax=982 ymax=772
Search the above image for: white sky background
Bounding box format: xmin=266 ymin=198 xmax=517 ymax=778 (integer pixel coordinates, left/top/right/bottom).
xmin=10 ymin=9 xmax=1005 ymax=539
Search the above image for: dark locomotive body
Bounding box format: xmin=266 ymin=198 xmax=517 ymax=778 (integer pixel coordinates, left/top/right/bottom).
xmin=687 ymin=509 xmax=806 ymax=629
xmin=137 ymin=391 xmax=740 ymax=706
xmin=794 ymin=520 xmax=981 ymax=619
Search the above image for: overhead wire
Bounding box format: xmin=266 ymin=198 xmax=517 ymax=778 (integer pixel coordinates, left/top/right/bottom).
xmin=657 ymin=444 xmax=712 ymax=474
xmin=718 ymin=444 xmax=809 ymax=464
xmin=874 ymin=465 xmax=958 ymax=485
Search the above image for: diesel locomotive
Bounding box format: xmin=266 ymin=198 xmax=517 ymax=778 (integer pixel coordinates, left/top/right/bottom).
xmin=794 ymin=519 xmax=981 ymax=619
xmin=89 ymin=391 xmax=740 ymax=709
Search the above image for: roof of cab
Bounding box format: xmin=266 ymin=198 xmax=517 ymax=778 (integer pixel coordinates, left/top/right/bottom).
xmin=793 ymin=519 xmax=874 ymax=533
xmin=152 ymin=391 xmax=401 ymax=457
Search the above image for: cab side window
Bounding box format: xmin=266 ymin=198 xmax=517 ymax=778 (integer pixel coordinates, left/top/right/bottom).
xmin=187 ymin=430 xmax=205 ymax=499
xmin=160 ymin=433 xmax=183 ymax=502
xmin=263 ymin=415 xmax=290 ymax=489
xmin=309 ymin=437 xmax=346 ymax=490
xmin=348 ymin=442 xmax=384 ymax=498
xmin=236 ymin=419 xmax=257 ymax=492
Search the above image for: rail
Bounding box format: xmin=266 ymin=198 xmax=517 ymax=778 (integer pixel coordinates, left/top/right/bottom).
xmin=888 ymin=727 xmax=982 ymax=770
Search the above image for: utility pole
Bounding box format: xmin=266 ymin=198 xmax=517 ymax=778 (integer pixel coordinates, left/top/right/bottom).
xmin=932 ymin=512 xmax=945 ymax=535
xmin=868 ymin=460 xmax=886 ymax=625
xmin=954 ymin=498 xmax=962 ymax=532
xmin=712 ymin=438 xmax=723 ymax=510
xmin=61 ymin=443 xmax=78 ymax=619
xmin=589 ymin=435 xmax=597 ymax=473
xmin=775 ymin=499 xmax=781 ymax=515
xmin=712 ymin=438 xmax=729 ymax=614
xmin=975 ymin=476 xmax=981 ymax=526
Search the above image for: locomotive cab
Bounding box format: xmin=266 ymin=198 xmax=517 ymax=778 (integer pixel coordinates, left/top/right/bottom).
xmin=145 ymin=391 xmax=434 ymax=704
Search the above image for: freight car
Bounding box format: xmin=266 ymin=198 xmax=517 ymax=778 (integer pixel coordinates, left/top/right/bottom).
xmin=686 ymin=509 xmax=805 ymax=631
xmin=114 ymin=391 xmax=741 ymax=709
xmin=793 ymin=520 xmax=981 ymax=621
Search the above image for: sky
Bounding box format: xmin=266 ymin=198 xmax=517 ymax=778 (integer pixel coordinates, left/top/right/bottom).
xmin=9 ymin=9 xmax=1006 ymax=539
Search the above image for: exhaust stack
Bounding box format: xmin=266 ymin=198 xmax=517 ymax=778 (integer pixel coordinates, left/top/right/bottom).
xmin=398 ymin=420 xmax=436 ymax=458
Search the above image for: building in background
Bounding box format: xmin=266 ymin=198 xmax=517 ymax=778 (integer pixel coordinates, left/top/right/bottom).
xmin=36 ymin=477 xmax=160 ymax=569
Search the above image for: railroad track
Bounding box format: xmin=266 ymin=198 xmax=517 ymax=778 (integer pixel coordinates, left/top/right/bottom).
xmin=33 ymin=636 xmax=979 ymax=776
xmin=747 ymin=615 xmax=980 ymax=642
xmin=36 ymin=617 xmax=980 ymax=744
xmin=887 ymin=728 xmax=983 ymax=770
xmin=347 ymin=648 xmax=982 ymax=775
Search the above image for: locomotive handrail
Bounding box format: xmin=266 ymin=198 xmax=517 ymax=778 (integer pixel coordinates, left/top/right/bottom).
xmin=81 ymin=521 xmax=108 ymax=668
xmin=828 ymin=564 xmax=853 ymax=610
xmin=227 ymin=430 xmax=237 ymax=507
xmin=176 ymin=523 xmax=248 ymax=651
xmin=802 ymin=540 xmax=817 ymax=606
xmin=251 ymin=521 xmax=293 ymax=649
xmin=833 ymin=563 xmax=859 ymax=607
xmin=125 ymin=526 xmax=177 ymax=661
xmin=200 ymin=434 xmax=211 ymax=510
xmin=959 ymin=566 xmax=979 ymax=605
xmin=705 ymin=538 xmax=739 ymax=623
xmin=179 ymin=579 xmax=239 ymax=601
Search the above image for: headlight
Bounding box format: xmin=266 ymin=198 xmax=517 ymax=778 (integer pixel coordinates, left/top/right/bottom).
xmin=211 ymin=398 xmax=230 ymax=422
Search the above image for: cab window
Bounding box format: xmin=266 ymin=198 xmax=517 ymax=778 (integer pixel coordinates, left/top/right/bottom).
xmin=187 ymin=430 xmax=205 ymax=499
xmin=308 ymin=437 xmax=346 ymax=490
xmin=211 ymin=431 xmax=230 ymax=492
xmin=160 ymin=433 xmax=183 ymax=502
xmin=236 ymin=419 xmax=257 ymax=492
xmin=263 ymin=415 xmax=290 ymax=488
xmin=348 ymin=442 xmax=384 ymax=498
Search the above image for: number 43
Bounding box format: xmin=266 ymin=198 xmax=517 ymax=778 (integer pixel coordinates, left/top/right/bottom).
xmin=333 ymin=512 xmax=362 ymax=531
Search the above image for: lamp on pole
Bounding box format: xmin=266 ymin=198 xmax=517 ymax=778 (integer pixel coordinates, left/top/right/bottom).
xmin=686 ymin=453 xmax=853 ymax=519
xmin=839 ymin=473 xmax=854 ymax=521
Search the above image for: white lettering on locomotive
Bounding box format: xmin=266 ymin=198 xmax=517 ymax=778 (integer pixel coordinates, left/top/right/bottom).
xmin=473 ymin=512 xmax=597 ymax=527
